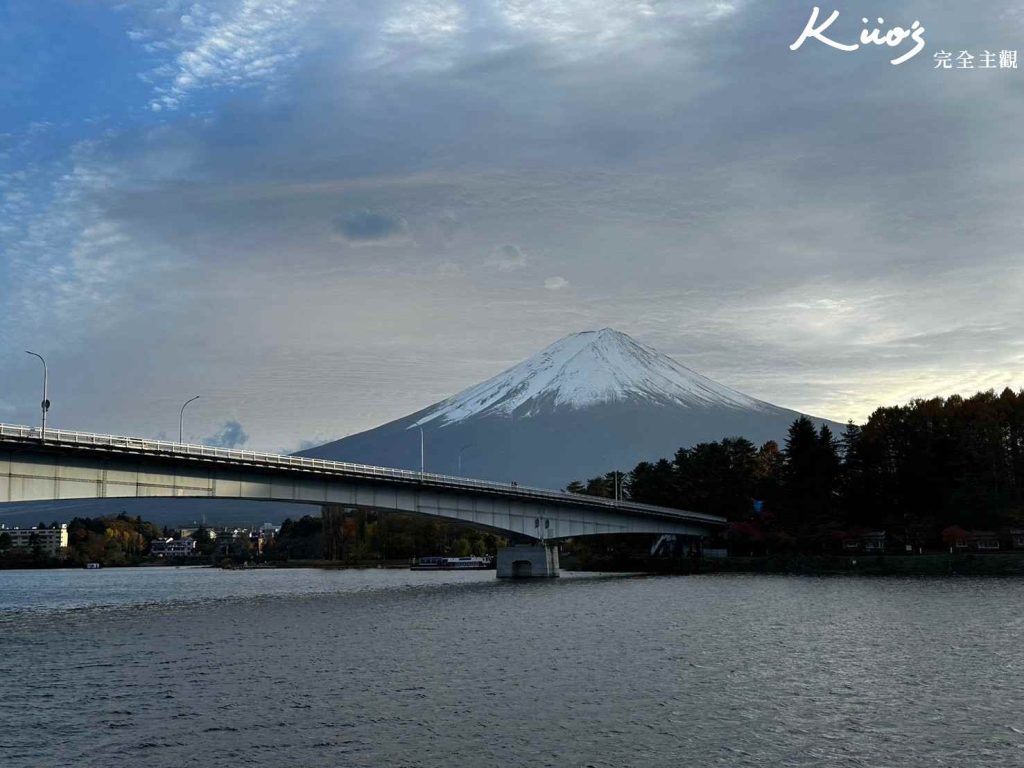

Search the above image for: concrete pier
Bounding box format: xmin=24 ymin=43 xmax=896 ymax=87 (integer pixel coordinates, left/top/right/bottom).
xmin=496 ymin=544 xmax=560 ymax=578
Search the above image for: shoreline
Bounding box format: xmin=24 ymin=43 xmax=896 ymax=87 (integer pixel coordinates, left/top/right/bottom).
xmin=569 ymin=552 xmax=1024 ymax=577
xmin=10 ymin=553 xmax=1024 ymax=577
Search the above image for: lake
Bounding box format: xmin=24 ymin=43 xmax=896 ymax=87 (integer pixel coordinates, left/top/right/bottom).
xmin=2 ymin=567 xmax=1023 ymax=766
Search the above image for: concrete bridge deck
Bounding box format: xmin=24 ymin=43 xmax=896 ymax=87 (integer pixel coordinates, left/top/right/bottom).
xmin=0 ymin=422 xmax=725 ymax=553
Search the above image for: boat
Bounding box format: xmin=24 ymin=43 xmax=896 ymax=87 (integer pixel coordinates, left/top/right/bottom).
xmin=411 ymin=555 xmax=494 ymax=571
xmin=84 ymin=562 xmax=101 ymax=570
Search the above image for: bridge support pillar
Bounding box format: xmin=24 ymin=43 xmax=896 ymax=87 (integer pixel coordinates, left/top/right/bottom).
xmin=496 ymin=543 xmax=560 ymax=579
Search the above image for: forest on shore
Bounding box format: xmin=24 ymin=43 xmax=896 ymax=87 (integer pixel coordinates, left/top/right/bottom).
xmin=0 ymin=511 xmax=501 ymax=567
xmin=0 ymin=513 xmax=164 ymax=567
xmin=275 ymin=512 xmax=503 ymax=562
xmin=568 ymin=388 xmax=1024 ymax=553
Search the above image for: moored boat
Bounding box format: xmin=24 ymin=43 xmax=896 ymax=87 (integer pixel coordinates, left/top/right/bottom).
xmin=411 ymin=555 xmax=494 ymax=571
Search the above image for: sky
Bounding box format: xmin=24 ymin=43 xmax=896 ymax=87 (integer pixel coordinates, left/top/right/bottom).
xmin=2 ymin=0 xmax=1023 ymax=453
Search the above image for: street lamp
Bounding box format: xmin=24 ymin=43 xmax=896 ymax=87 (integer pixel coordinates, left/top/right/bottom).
xmin=457 ymin=443 xmax=475 ymax=475
xmin=24 ymin=351 xmax=49 ymax=440
xmin=179 ymin=395 xmax=200 ymax=443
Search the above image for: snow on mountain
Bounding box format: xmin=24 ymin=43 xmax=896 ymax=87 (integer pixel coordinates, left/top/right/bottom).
xmin=413 ymin=328 xmax=768 ymax=426
xmin=300 ymin=328 xmax=842 ymax=489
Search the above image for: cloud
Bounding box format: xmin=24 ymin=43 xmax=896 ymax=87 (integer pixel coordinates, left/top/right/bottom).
xmin=488 ymin=243 xmax=528 ymax=272
xmin=366 ymin=0 xmax=467 ymax=70
xmin=332 ymin=209 xmax=409 ymax=245
xmin=437 ymin=212 xmax=461 ymax=241
xmin=544 ymin=276 xmax=569 ymax=291
xmin=436 ymin=261 xmax=463 ymax=276
xmin=489 ymin=0 xmax=742 ymax=56
xmin=4 ymin=0 xmax=1024 ymax=452
xmin=203 ymin=420 xmax=250 ymax=449
xmin=126 ymin=0 xmax=319 ymax=111
xmin=1 ymin=138 xmax=178 ymax=344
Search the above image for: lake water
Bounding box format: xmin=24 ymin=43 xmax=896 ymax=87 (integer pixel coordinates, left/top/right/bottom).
xmin=2 ymin=567 xmax=1023 ymax=767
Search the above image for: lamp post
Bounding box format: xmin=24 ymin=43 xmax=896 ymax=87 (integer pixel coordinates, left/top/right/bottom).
xmin=179 ymin=395 xmax=200 ymax=443
xmin=418 ymin=424 xmax=425 ymax=476
xmin=24 ymin=351 xmax=49 ymax=440
xmin=457 ymin=443 xmax=475 ymax=475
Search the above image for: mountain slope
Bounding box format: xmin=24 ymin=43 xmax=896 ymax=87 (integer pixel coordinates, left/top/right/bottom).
xmin=300 ymin=329 xmax=843 ymax=489
xmin=414 ymin=328 xmax=769 ymax=423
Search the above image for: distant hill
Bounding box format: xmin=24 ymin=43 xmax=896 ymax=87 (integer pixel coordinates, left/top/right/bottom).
xmin=300 ymin=328 xmax=844 ymax=489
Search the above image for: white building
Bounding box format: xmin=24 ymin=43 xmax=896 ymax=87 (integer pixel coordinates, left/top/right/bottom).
xmin=0 ymin=524 xmax=69 ymax=557
xmin=149 ymin=538 xmax=198 ymax=558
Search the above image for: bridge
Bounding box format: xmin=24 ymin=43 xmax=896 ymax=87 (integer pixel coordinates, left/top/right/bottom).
xmin=0 ymin=423 xmax=726 ymax=577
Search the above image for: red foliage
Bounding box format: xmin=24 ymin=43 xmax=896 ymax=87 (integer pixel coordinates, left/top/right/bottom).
xmin=729 ymin=520 xmax=764 ymax=541
xmin=941 ymin=525 xmax=968 ymax=546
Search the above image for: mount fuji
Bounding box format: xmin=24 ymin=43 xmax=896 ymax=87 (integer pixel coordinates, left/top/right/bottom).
xmin=299 ymin=329 xmax=843 ymax=490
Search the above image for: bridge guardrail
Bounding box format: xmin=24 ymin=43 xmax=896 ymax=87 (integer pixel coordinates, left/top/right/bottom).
xmin=0 ymin=422 xmax=725 ymax=525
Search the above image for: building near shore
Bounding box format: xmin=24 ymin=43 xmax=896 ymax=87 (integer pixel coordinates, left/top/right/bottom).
xmin=149 ymin=538 xmax=198 ymax=558
xmin=0 ymin=524 xmax=69 ymax=558
xmin=841 ymin=531 xmax=887 ymax=553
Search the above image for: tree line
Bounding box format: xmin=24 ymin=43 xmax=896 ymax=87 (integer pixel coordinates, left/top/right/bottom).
xmin=0 ymin=513 xmax=166 ymax=566
xmin=568 ymin=388 xmax=1024 ymax=552
xmin=0 ymin=509 xmax=506 ymax=567
xmin=276 ymin=511 xmax=505 ymax=562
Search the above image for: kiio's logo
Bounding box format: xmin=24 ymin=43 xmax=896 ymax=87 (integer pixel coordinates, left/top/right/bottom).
xmin=790 ymin=6 xmax=926 ymax=66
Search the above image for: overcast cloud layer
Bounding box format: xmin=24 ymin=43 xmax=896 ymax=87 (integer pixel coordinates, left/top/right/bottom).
xmin=2 ymin=1 xmax=1023 ymax=451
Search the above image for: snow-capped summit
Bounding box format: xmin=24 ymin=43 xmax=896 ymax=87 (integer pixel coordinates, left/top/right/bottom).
xmin=300 ymin=329 xmax=841 ymax=490
xmin=415 ymin=328 xmax=767 ymax=425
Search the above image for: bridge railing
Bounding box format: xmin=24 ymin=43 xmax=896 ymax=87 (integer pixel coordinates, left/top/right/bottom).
xmin=0 ymin=422 xmax=725 ymax=524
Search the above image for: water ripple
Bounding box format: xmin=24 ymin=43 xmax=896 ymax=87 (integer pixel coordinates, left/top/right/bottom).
xmin=1 ymin=570 xmax=1022 ymax=766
